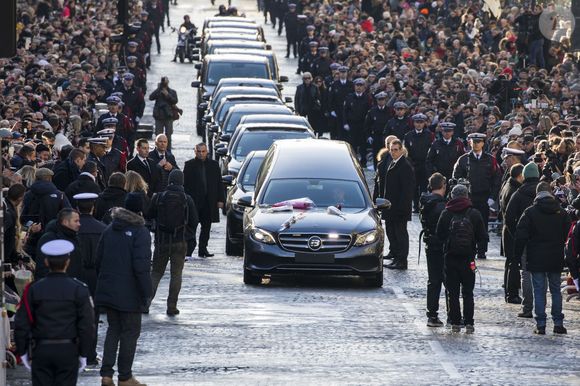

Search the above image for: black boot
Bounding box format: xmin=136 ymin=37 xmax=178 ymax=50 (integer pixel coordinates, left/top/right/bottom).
xmin=385 ymin=259 xmax=407 ymax=270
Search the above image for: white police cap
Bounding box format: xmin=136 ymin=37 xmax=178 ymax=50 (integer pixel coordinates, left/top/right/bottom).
xmin=40 ymin=239 xmax=75 ymax=257
xmin=73 ymin=193 xmax=99 ymax=201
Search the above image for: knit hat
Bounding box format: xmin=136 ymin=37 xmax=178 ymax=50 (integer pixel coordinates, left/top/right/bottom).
xmin=125 ymin=192 xmax=144 ymax=214
xmin=523 ymin=162 xmax=540 ymax=180
xmin=451 ymin=184 xmax=469 ymax=199
xmin=168 ymin=169 xmax=184 ymax=186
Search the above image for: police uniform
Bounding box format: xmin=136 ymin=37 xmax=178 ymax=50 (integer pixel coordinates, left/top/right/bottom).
xmin=297 ymin=27 xmax=317 ymax=73
xmin=98 ymin=126 xmax=127 ymax=180
xmin=96 ymin=96 xmax=135 ymax=155
xmin=15 ymin=240 xmax=94 ymax=386
xmin=343 ymin=79 xmax=372 ymax=168
xmin=328 ymin=69 xmax=353 ymax=140
xmin=127 ymin=56 xmax=147 ymax=94
xmin=301 ymin=41 xmax=319 ymax=74
xmin=115 ymin=73 xmax=145 ymax=133
xmin=364 ymin=92 xmax=391 ymax=169
xmin=425 ymin=122 xmax=465 ymax=180
xmin=404 ymin=113 xmax=435 ymax=212
xmin=283 ymin=4 xmax=298 ymax=57
xmin=88 ymin=137 xmax=109 ymax=190
xmin=385 ymin=101 xmax=412 ymax=140
xmin=311 ymin=47 xmax=331 ymax=79
xmin=453 ymin=133 xmax=501 ymax=257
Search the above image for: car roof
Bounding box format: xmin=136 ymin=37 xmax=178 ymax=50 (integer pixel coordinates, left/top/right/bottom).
xmin=214 ymin=48 xmax=274 ymax=57
xmin=220 ymin=94 xmax=280 ymax=102
xmin=226 ymin=104 xmax=292 ymax=113
xmin=207 ymin=40 xmax=267 ymax=49
xmin=205 ymin=28 xmax=259 ymax=35
xmin=266 ymin=140 xmax=361 ymax=180
xmin=238 ymin=123 xmax=312 ymax=131
xmin=216 ymin=78 xmax=277 ymax=87
xmin=205 ymin=16 xmax=256 ymax=23
xmin=246 ymin=150 xmax=268 ymax=159
xmin=214 ymin=86 xmax=278 ymax=98
xmin=204 ymin=54 xmax=268 ymax=64
xmin=240 ymin=114 xmax=309 ymax=124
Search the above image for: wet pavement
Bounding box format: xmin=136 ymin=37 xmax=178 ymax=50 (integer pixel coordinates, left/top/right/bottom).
xmin=8 ymin=0 xmax=580 ymax=385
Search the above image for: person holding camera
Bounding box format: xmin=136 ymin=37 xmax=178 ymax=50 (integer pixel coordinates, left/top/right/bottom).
xmin=149 ymin=77 xmax=179 ymax=151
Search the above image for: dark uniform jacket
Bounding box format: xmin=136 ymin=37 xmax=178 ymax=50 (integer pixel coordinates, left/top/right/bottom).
xmin=379 ymin=156 xmax=415 ymax=221
xmin=452 ymin=151 xmax=501 ymax=201
xmin=102 ymin=148 xmax=125 ymax=182
xmin=328 ymin=80 xmax=353 ymax=117
xmin=284 ymin=11 xmax=298 ymax=40
xmin=35 ymin=221 xmax=84 ymax=281
xmin=425 ymin=137 xmax=465 ymax=180
xmin=385 ymin=116 xmax=411 ymax=140
xmin=78 ymin=214 xmax=107 ymax=296
xmin=364 ymin=105 xmax=390 ymax=140
xmin=53 ymin=158 xmax=81 ymax=192
xmin=343 ymin=92 xmax=372 ymax=140
xmin=183 ymin=158 xmax=225 ymax=223
xmin=14 ymin=272 xmax=94 ymax=357
xmin=95 ymin=112 xmax=134 ymax=146
xmin=87 ymin=152 xmax=107 ymax=190
xmin=95 ymin=208 xmax=152 ymax=313
xmin=311 ymin=56 xmax=331 ymax=79
xmin=115 ymin=85 xmax=145 ymax=122
xmin=403 ymin=129 xmax=434 ymax=172
xmin=94 ymin=186 xmax=128 ymax=222
xmin=65 ymin=174 xmax=102 ymax=204
xmin=294 ymin=83 xmax=321 ymax=116
xmin=419 ymin=192 xmax=446 ymax=250
xmin=514 ymin=194 xmax=570 ymax=272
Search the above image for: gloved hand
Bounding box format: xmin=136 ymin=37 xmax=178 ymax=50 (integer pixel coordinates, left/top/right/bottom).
xmin=78 ymin=357 xmax=87 ymax=374
xmin=487 ymin=198 xmax=495 ymax=207
xmin=367 ymin=137 xmax=373 ymax=145
xmin=21 ymin=353 xmax=31 ymax=371
xmin=574 ymin=278 xmax=580 ymax=292
xmin=343 ymin=124 xmax=350 ymax=131
xmin=330 ymin=111 xmax=337 ymax=118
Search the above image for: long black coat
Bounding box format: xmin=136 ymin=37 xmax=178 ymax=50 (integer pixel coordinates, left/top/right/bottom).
xmin=379 ymin=156 xmax=415 ymax=221
xmin=35 ymin=221 xmax=84 ymax=281
xmin=94 ymin=186 xmax=128 ymax=222
xmin=53 ymin=158 xmax=81 ymax=192
xmin=127 ymin=156 xmax=162 ymax=196
xmin=65 ymin=174 xmax=102 ymax=204
xmin=148 ymin=148 xmax=179 ymax=192
xmin=78 ymin=214 xmax=107 ymax=296
xmin=499 ymin=177 xmax=522 ymax=257
xmin=95 ymin=208 xmax=152 ymax=313
xmin=183 ymin=158 xmax=225 ymax=223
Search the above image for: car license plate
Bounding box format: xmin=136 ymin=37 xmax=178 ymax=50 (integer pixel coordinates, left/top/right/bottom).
xmin=294 ymin=253 xmax=335 ymax=264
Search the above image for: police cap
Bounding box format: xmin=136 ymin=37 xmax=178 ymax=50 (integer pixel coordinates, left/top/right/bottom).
xmin=97 ymin=129 xmax=116 ymax=138
xmin=306 ymin=25 xmax=315 ymax=31
xmin=393 ymin=101 xmax=408 ymax=109
xmin=375 ymin=92 xmax=387 ymax=99
xmin=338 ymin=66 xmax=349 ymax=73
xmin=123 ymin=72 xmax=135 ymax=81
xmin=41 ymin=239 xmax=75 ymax=259
xmin=353 ymin=78 xmax=366 ymax=86
xmin=88 ymin=137 xmax=108 ymax=146
xmin=467 ymin=133 xmax=486 ymax=141
xmin=412 ymin=113 xmax=427 ymax=121
xmin=101 ymin=118 xmax=118 ymax=128
xmin=440 ymin=122 xmax=456 ymax=130
xmin=73 ymin=193 xmax=99 ymax=202
xmin=309 ymin=41 xmax=319 ymax=47
xmin=330 ymin=63 xmax=341 ymax=71
xmin=106 ymin=96 xmax=121 ymax=105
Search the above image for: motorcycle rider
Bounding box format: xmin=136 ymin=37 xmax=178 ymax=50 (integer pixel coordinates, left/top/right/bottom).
xmin=172 ymin=15 xmax=197 ymax=62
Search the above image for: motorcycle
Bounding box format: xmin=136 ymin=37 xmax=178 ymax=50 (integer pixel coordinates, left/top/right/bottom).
xmin=174 ymin=26 xmax=196 ymax=63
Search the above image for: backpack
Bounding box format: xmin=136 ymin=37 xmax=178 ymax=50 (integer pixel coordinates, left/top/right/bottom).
xmin=156 ymin=190 xmax=188 ymax=236
xmin=30 ymin=191 xmax=64 ymax=226
xmin=447 ymin=209 xmax=475 ymax=257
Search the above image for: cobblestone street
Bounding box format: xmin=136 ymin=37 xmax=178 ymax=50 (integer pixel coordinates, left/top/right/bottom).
xmin=8 ymin=0 xmax=580 ymax=385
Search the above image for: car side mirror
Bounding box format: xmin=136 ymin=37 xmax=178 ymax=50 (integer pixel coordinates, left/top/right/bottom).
xmin=192 ymin=48 xmax=200 ymax=54
xmin=192 ymin=54 xmax=200 ymax=61
xmin=201 ymin=94 xmax=210 ymax=101
xmin=191 ymin=80 xmax=201 ymax=88
xmin=222 ymin=175 xmax=235 ymax=186
xmin=199 ymin=102 xmax=208 ymax=110
xmin=284 ymin=96 xmax=293 ymax=103
xmin=219 ymin=134 xmax=231 ymax=142
xmin=279 ymin=75 xmax=289 ymax=83
xmin=215 ymin=147 xmax=228 ymax=157
xmin=266 ymin=44 xmax=272 ymax=50
xmin=237 ymin=195 xmax=253 ymax=208
xmin=194 ymin=63 xmax=202 ymax=70
xmin=209 ymin=124 xmax=219 ymax=132
xmin=193 ymin=36 xmax=201 ymax=42
xmin=374 ymin=198 xmax=391 ymax=210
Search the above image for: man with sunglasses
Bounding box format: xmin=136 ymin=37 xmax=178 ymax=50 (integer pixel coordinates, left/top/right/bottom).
xmin=452 ymin=133 xmax=500 ymax=259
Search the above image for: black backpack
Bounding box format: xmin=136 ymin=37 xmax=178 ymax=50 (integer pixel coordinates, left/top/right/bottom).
xmin=156 ymin=190 xmax=188 ymax=236
xmin=447 ymin=209 xmax=475 ymax=257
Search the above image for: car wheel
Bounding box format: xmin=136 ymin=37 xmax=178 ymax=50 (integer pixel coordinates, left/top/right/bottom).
xmin=367 ymin=269 xmax=383 ymax=288
xmin=243 ymin=268 xmax=261 ymax=285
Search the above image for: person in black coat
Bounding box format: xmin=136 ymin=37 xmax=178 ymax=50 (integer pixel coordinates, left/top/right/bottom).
xmin=149 ymin=133 xmax=179 ymax=192
xmin=283 ymin=3 xmax=298 ymax=57
xmin=380 ymin=140 xmax=415 ymax=270
xmin=364 ymin=92 xmax=391 ymax=170
xmin=3 ymin=184 xmax=26 ymax=268
xmin=514 ymin=182 xmax=570 ymax=335
xmin=343 ymin=78 xmax=372 ymax=168
xmin=64 ymin=161 xmax=102 ymax=205
xmin=504 ymin=162 xmax=540 ymax=316
xmin=127 ymin=138 xmax=162 ymax=196
xmin=404 ymin=113 xmax=435 ymax=212
xmin=385 ymin=101 xmax=412 ymax=140
xmin=73 ymin=193 xmax=107 ymax=366
xmin=35 ymin=209 xmax=83 ymax=281
xmin=183 ymin=143 xmax=226 ymax=257
xmin=53 ymin=148 xmax=87 ymax=191
xmin=94 ymin=172 xmax=128 ymax=223
xmin=150 ymin=77 xmax=179 ymax=150
xmin=294 ymin=72 xmax=323 ymax=134
xmin=95 ymin=203 xmax=151 ymax=386
xmin=327 ymin=67 xmax=354 ymax=140
xmin=425 ymin=122 xmax=465 ymax=181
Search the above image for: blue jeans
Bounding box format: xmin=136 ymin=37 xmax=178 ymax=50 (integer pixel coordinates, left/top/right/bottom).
xmin=529 ymin=38 xmax=545 ymax=68
xmin=531 ymin=272 xmax=564 ymax=328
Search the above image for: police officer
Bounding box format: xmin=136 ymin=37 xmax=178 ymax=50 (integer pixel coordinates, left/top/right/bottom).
xmin=97 ymin=126 xmax=127 ymax=181
xmin=283 ymin=3 xmax=298 ymax=58
xmin=126 ymin=56 xmax=147 ymax=95
xmin=15 ymin=239 xmax=94 ymax=386
xmin=122 ymin=41 xmax=146 ymax=72
xmin=328 ymin=66 xmax=353 ymax=140
xmin=297 ymin=25 xmax=317 ymax=74
xmin=87 ymin=137 xmax=109 ymax=190
xmin=453 ymin=132 xmax=501 ymax=259
xmin=364 ymin=91 xmax=390 ymax=169
xmin=273 ymin=0 xmax=288 ymax=35
xmin=404 ymin=113 xmax=435 ymax=213
xmin=326 ymin=62 xmax=341 ymax=87
xmin=425 ymin=122 xmax=465 ymax=180
xmin=97 ymin=96 xmax=135 ymax=156
xmin=385 ymin=101 xmax=411 ymax=140
xmin=116 ymin=72 xmax=145 ymax=145
xmin=311 ymin=46 xmax=331 ymax=79
xmin=301 ymin=41 xmax=319 ymax=74
xmin=343 ymin=78 xmax=372 ymax=169
xmin=419 ymin=173 xmax=447 ymax=327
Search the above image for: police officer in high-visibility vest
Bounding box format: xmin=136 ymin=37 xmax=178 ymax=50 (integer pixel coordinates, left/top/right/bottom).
xmin=15 ymin=239 xmax=95 ymax=386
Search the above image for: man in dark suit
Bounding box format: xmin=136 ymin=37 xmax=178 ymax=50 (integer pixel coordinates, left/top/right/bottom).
xmin=127 ymin=138 xmax=161 ymax=196
xmin=381 ymin=139 xmax=415 ymax=270
xmin=183 ymin=143 xmax=225 ymax=258
xmin=149 ymin=134 xmax=179 ymax=192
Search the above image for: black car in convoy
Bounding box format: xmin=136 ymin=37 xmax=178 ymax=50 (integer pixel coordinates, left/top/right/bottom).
xmin=237 ymin=140 xmax=390 ymax=287
xmin=223 ymin=150 xmax=267 ymax=256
